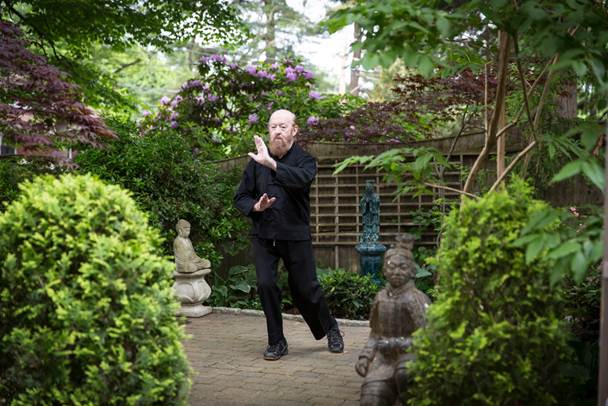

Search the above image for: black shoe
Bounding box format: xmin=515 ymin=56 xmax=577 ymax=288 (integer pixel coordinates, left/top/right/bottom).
xmin=327 ymin=324 xmax=344 ymax=353
xmin=263 ymin=339 xmax=288 ymax=361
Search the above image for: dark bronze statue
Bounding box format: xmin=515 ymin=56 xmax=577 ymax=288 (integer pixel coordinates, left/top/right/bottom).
xmin=355 ymin=234 xmax=430 ymax=406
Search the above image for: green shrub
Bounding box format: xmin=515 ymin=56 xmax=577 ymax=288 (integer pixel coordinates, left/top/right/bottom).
xmin=319 ymin=268 xmax=381 ymax=320
xmin=0 ymin=157 xmax=67 ymax=208
xmin=75 ymin=123 xmax=249 ymax=266
xmin=408 ymin=179 xmax=574 ymax=405
xmin=207 ymin=264 xmax=262 ymax=310
xmin=0 ymin=174 xmax=190 ymax=404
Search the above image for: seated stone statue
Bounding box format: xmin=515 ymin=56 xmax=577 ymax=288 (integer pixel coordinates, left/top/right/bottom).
xmin=355 ymin=234 xmax=430 ymax=406
xmin=173 ymin=219 xmax=211 ymax=274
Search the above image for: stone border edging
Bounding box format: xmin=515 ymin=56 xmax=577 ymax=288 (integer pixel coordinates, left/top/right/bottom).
xmin=212 ymin=307 xmax=369 ymax=327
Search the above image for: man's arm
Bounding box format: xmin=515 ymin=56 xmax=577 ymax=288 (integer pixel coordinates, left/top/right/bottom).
xmin=234 ymin=160 xmax=276 ymax=216
xmin=275 ymin=154 xmax=316 ymax=189
xmin=234 ymin=160 xmax=259 ymax=217
xmin=248 ymin=135 xmax=316 ymax=189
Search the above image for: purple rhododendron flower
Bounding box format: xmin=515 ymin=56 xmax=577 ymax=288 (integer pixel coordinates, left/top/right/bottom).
xmin=285 ymin=66 xmax=296 ymax=75
xmin=307 ymin=116 xmax=319 ymax=126
xmin=295 ymin=65 xmax=305 ymax=73
xmin=169 ymin=111 xmax=179 ymax=121
xmin=229 ymin=63 xmax=238 ymax=69
xmin=268 ymin=74 xmax=276 ymax=80
xmin=246 ymin=65 xmax=257 ymax=75
xmin=142 ymin=110 xmax=151 ymax=117
xmin=199 ymin=56 xmax=211 ymax=63
xmin=160 ymin=96 xmax=170 ymax=105
xmin=195 ymin=95 xmax=205 ymax=104
xmin=208 ymin=94 xmax=219 ymax=102
xmin=270 ymin=63 xmax=279 ymax=70
xmin=210 ymin=54 xmax=227 ymax=63
xmin=303 ymin=70 xmax=314 ymax=79
xmin=170 ymin=121 xmax=179 ymax=129
xmin=248 ymin=113 xmax=259 ymax=124
xmin=267 ymin=102 xmax=274 ymax=111
xmin=308 ymin=91 xmax=321 ymax=100
xmin=257 ymin=70 xmax=269 ymax=78
xmin=286 ymin=72 xmax=297 ymax=81
xmin=170 ymin=95 xmax=182 ymax=108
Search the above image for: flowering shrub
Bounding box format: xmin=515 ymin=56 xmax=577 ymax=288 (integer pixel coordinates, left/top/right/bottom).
xmin=141 ymin=57 xmax=364 ymax=159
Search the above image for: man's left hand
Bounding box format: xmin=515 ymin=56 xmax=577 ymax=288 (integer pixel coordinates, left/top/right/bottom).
xmin=248 ymin=136 xmax=277 ymax=170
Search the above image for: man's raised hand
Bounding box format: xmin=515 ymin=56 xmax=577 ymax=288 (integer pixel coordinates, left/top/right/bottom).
xmin=253 ymin=193 xmax=276 ymax=212
xmin=248 ymin=136 xmax=277 ymax=170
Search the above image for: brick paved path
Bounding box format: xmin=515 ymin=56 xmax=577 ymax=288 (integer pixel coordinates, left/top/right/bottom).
xmin=183 ymin=311 xmax=371 ymax=406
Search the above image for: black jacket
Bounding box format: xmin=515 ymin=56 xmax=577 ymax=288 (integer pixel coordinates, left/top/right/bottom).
xmin=234 ymin=143 xmax=316 ymax=240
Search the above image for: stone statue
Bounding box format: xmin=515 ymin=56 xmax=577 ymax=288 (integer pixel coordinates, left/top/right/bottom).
xmin=356 ymin=180 xmax=386 ymax=285
xmin=355 ymin=234 xmax=430 ymax=406
xmin=172 ymin=219 xmax=212 ymax=317
xmin=174 ymin=219 xmax=211 ymax=273
xmin=360 ymin=180 xmax=381 ymax=245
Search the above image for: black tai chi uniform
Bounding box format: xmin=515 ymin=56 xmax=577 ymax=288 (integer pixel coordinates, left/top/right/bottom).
xmin=234 ymin=143 xmax=336 ymax=345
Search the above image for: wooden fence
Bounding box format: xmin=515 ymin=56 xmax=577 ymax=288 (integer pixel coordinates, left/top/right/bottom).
xmin=309 ymin=155 xmax=466 ymax=271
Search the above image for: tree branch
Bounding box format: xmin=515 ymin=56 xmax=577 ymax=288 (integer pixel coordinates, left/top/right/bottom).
xmin=424 ymin=182 xmax=479 ymax=199
xmin=114 ymin=58 xmax=142 ymax=74
xmin=488 ymin=140 xmax=537 ymax=192
xmin=513 ymin=35 xmax=536 ymax=139
xmin=463 ymin=30 xmax=511 ymax=194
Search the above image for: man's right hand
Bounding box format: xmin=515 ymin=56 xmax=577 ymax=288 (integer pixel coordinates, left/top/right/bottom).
xmin=253 ymin=193 xmax=276 ymax=212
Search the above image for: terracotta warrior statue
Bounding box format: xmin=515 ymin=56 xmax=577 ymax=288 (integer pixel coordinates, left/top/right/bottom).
xmin=173 ymin=219 xmax=211 ymax=274
xmin=355 ymin=234 xmax=431 ymax=406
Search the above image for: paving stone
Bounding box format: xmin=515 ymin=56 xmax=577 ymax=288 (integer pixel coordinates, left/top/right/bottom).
xmin=183 ymin=312 xmax=369 ymax=405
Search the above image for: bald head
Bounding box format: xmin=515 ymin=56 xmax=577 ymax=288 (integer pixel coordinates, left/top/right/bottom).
xmin=269 ymin=109 xmax=296 ymax=126
xmin=268 ymin=109 xmax=298 ymax=158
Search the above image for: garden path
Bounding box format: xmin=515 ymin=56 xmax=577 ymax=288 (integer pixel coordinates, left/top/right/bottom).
xmin=184 ymin=311 xmax=370 ymax=406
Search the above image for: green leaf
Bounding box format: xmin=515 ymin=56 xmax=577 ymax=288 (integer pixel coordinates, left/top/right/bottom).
xmin=571 ymin=250 xmax=588 ymax=282
xmin=230 ymin=281 xmax=251 ymax=293
xmin=525 ymin=238 xmax=544 ymax=264
xmin=418 ymin=55 xmax=435 ymax=77
xmin=551 ymin=161 xmax=582 ymax=183
xmin=547 ymin=241 xmax=580 ymax=260
xmin=436 ymin=15 xmax=450 ymax=36
xmin=581 ymin=160 xmax=604 ymax=191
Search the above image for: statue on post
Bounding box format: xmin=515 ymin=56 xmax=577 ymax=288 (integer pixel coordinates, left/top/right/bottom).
xmin=355 ymin=180 xmax=386 ymax=284
xmin=355 ymin=234 xmax=430 ymax=406
xmin=172 ymin=219 xmax=212 ymax=317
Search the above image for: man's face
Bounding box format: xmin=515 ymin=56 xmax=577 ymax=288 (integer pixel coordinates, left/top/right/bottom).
xmin=268 ymin=111 xmax=297 ymax=157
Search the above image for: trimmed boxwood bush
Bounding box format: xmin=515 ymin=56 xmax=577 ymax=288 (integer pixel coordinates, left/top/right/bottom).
xmin=0 ymin=174 xmax=190 ymax=404
xmin=319 ymin=269 xmax=381 ymax=320
xmin=408 ymin=179 xmax=573 ymax=405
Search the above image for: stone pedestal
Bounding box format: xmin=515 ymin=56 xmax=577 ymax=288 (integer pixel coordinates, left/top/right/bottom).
xmin=173 ymin=269 xmax=212 ymax=317
xmin=356 ymin=242 xmax=387 ymax=285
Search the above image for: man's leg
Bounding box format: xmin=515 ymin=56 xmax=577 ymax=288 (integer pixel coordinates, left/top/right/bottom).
xmin=252 ymin=238 xmax=284 ymax=346
xmin=281 ymin=240 xmax=336 ymax=340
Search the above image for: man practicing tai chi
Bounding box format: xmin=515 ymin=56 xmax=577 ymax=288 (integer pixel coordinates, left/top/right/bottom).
xmin=234 ymin=109 xmax=344 ymax=360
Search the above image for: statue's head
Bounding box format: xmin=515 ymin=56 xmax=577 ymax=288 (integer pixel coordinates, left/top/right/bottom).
xmin=176 ymin=219 xmax=191 ymax=237
xmin=383 ymin=234 xmax=416 ymax=288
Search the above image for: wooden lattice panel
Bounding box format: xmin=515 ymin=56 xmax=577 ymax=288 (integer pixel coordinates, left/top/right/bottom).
xmin=309 ymin=155 xmax=465 ymax=268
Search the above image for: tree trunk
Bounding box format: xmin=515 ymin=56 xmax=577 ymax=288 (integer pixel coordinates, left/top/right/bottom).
xmin=463 ymin=30 xmax=511 ymax=194
xmin=599 ymin=122 xmax=608 ymax=406
xmin=349 ymin=23 xmax=361 ymax=96
xmin=556 ymin=80 xmax=577 ymax=118
xmin=263 ymin=0 xmax=277 ymax=63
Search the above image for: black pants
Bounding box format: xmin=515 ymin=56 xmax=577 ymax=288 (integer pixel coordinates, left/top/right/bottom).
xmin=252 ymin=238 xmax=336 ymax=345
